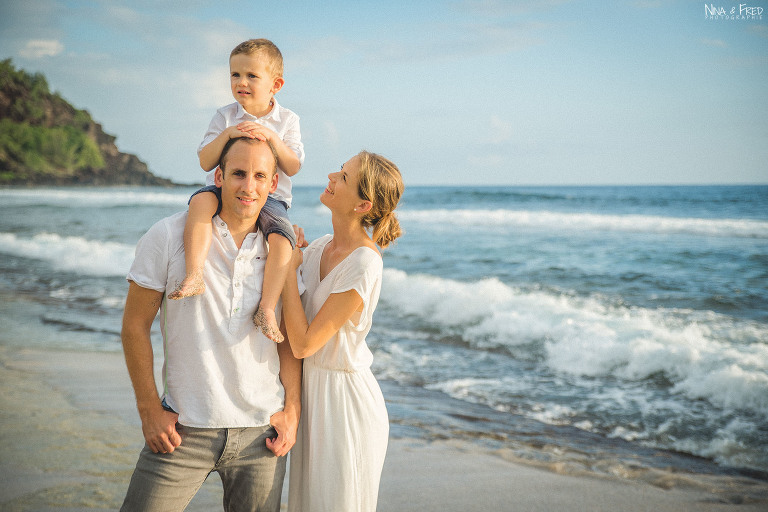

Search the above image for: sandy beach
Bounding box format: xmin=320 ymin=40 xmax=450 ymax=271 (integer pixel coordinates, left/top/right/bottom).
xmin=1 ymin=344 xmax=766 ymax=512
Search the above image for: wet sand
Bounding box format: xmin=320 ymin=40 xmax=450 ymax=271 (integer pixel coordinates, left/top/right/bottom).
xmin=1 ymin=345 xmax=766 ymax=511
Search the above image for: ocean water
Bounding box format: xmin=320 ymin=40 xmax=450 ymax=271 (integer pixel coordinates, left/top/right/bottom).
xmin=1 ymin=184 xmax=766 ymax=479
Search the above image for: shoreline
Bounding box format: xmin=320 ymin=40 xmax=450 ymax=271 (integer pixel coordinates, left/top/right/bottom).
xmin=380 ymin=379 xmax=768 ymax=487
xmin=1 ymin=344 xmax=766 ymax=511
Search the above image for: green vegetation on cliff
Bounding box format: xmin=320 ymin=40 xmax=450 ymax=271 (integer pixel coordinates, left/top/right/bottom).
xmin=0 ymin=119 xmax=105 ymax=180
xmin=0 ymin=59 xmax=172 ymax=186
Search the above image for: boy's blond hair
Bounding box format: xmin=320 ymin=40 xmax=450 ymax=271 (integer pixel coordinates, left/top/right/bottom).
xmin=231 ymin=39 xmax=283 ymax=77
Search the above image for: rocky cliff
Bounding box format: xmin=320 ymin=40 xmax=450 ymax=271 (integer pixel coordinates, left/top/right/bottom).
xmin=0 ymin=59 xmax=174 ymax=186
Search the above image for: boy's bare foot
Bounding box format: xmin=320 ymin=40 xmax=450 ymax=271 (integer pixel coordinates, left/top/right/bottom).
xmin=168 ymin=270 xmax=205 ymax=300
xmin=253 ymin=306 xmax=284 ymax=343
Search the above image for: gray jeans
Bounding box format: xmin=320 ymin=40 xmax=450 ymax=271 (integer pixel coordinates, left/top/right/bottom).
xmin=121 ymin=424 xmax=285 ymax=512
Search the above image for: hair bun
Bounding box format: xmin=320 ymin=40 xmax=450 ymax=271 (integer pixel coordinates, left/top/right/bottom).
xmin=356 ymin=151 xmax=404 ymax=248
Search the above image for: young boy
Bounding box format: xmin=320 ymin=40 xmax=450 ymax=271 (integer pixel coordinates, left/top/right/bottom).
xmin=169 ymin=39 xmax=304 ymax=344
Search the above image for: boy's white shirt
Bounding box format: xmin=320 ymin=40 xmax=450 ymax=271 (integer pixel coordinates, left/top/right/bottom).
xmin=198 ymin=100 xmax=304 ymax=207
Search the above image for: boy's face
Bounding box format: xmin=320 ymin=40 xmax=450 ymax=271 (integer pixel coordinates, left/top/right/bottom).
xmin=230 ymin=52 xmax=284 ymax=117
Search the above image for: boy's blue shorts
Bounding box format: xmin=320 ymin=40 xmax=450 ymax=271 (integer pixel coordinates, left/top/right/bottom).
xmin=189 ymin=186 xmax=296 ymax=248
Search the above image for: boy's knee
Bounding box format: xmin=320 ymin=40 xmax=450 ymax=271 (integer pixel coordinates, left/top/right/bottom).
xmin=189 ymin=190 xmax=220 ymax=208
xmin=267 ymin=230 xmax=296 ymax=249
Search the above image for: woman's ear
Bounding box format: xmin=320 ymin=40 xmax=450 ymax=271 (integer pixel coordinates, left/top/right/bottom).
xmin=356 ymin=200 xmax=373 ymax=214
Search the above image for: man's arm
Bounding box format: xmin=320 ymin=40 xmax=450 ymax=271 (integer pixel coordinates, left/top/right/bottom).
xmin=266 ymin=318 xmax=302 ymax=457
xmin=121 ymin=281 xmax=181 ymax=453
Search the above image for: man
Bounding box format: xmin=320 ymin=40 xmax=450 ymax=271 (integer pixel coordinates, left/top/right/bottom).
xmin=120 ymin=137 xmax=301 ymax=511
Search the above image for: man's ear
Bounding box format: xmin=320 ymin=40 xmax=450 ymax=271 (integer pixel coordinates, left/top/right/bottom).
xmin=214 ymin=166 xmax=223 ymax=187
xmin=269 ymin=170 xmax=279 ymax=193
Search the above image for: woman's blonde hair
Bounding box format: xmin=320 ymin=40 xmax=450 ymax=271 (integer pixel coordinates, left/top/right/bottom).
xmin=356 ymin=151 xmax=404 ymax=248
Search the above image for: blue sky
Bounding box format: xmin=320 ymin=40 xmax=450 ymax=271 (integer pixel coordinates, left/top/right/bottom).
xmin=1 ymin=0 xmax=767 ymax=185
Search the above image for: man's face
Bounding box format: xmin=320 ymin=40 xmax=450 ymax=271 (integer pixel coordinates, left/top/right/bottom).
xmin=215 ymin=141 xmax=278 ymax=224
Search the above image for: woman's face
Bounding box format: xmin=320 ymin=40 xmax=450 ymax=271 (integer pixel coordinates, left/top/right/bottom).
xmin=320 ymin=155 xmax=363 ymax=213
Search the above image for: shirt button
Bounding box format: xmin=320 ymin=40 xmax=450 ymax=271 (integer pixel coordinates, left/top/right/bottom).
xmin=223 ymin=233 xmax=228 ymax=237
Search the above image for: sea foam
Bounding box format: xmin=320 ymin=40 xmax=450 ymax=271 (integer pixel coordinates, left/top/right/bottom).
xmin=0 ymin=232 xmax=134 ymax=276
xmin=381 ymin=268 xmax=768 ymax=415
xmin=0 ymin=188 xmax=188 ymax=207
xmin=398 ymin=209 xmax=768 ymax=238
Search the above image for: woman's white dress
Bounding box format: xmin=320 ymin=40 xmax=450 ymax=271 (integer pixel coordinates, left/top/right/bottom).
xmin=287 ymin=235 xmax=389 ymax=512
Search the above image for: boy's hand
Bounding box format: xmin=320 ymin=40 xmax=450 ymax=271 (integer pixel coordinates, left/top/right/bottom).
xmin=236 ymin=121 xmax=277 ymax=143
xmin=224 ymin=125 xmax=252 ymax=140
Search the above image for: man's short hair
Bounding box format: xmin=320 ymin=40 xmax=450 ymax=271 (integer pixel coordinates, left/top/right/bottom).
xmin=218 ymin=137 xmax=279 ymax=177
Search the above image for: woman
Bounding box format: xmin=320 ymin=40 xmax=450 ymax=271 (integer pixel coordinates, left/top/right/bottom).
xmin=281 ymin=150 xmax=404 ymax=512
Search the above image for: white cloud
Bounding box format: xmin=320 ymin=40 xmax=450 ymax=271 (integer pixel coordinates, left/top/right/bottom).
xmin=188 ymin=67 xmax=232 ymax=109
xmin=322 ymin=121 xmax=340 ymax=148
xmin=458 ymin=0 xmax=570 ymax=16
xmin=363 ymin=20 xmax=547 ymax=64
xmin=19 ymin=39 xmax=64 ymax=58
xmin=291 ymin=36 xmax=358 ymax=72
xmin=701 ymin=38 xmax=728 ymax=48
xmin=102 ymin=4 xmax=143 ymax=26
xmin=489 ymin=115 xmax=513 ymax=144
xmin=748 ymin=25 xmax=768 ymax=38
xmin=632 ymin=0 xmax=664 ymax=8
xmin=467 ymin=153 xmax=506 ymax=168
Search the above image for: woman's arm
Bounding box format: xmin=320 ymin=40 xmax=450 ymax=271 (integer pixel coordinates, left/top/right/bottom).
xmin=281 ymin=252 xmax=363 ymax=359
xmin=267 ymin=318 xmax=302 ymax=457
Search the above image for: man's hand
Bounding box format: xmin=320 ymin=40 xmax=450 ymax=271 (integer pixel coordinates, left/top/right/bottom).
xmin=140 ymin=402 xmax=182 ymax=454
xmin=266 ymin=409 xmax=298 ymax=457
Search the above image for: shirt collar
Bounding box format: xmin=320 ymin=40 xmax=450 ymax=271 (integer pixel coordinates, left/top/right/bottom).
xmin=234 ymin=98 xmax=282 ymax=123
xmin=212 ymin=214 xmax=263 ymax=250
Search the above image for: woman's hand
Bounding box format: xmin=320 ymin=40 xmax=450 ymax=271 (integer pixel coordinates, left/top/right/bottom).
xmin=288 ymin=224 xmax=307 ymax=271
xmin=293 ymin=224 xmax=308 ymax=248
xmin=290 ymin=246 xmax=304 ymax=270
